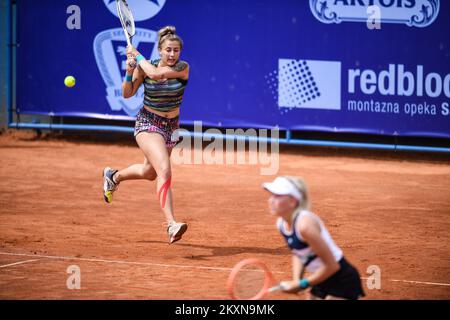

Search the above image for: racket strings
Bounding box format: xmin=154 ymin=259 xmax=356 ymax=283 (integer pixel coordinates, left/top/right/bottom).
xmin=232 ymin=265 xmax=268 ymax=300
xmin=117 ymin=1 xmax=135 ymax=36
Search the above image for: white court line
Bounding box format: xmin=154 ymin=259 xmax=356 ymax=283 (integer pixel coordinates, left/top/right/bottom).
xmin=0 ymin=251 xmax=234 ymax=272
xmin=0 ymin=259 xmax=39 ymax=269
xmin=362 ymin=276 xmax=450 ymax=287
xmin=388 ymin=279 xmax=450 ymax=287
xmin=1 ymin=251 xmax=449 ymax=287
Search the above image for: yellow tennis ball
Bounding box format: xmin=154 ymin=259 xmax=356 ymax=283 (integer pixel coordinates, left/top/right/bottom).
xmin=64 ymin=76 xmax=76 ymax=88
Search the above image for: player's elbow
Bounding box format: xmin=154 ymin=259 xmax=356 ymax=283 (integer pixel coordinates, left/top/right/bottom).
xmin=122 ymin=88 xmax=133 ymax=99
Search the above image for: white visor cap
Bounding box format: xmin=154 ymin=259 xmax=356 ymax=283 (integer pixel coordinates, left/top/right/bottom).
xmin=262 ymin=177 xmax=302 ymax=201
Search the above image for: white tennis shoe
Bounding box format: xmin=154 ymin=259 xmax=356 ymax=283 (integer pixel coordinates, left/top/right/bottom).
xmin=167 ymin=221 xmax=188 ymax=244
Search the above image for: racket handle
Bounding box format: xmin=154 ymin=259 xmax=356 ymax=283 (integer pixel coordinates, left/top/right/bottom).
xmin=268 ymin=284 xmax=284 ymax=293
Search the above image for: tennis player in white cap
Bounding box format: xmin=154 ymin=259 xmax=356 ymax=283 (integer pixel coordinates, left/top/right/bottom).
xmin=262 ymin=176 xmax=365 ymax=300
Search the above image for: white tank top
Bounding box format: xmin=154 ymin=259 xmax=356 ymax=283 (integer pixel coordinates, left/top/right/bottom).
xmin=277 ymin=210 xmax=343 ymax=273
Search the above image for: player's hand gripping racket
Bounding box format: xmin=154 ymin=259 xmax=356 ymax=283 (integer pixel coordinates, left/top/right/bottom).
xmin=116 ymin=0 xmax=135 ymax=46
xmin=227 ymin=258 xmax=285 ymax=300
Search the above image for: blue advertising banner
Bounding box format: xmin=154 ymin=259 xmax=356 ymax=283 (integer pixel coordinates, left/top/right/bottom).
xmin=16 ymin=0 xmax=450 ymax=137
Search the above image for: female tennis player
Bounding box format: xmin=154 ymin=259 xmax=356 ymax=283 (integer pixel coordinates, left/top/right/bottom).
xmin=103 ymin=26 xmax=189 ymax=244
xmin=262 ymin=176 xmax=365 ymax=299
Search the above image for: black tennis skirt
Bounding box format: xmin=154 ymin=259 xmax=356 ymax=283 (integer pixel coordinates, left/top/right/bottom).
xmin=310 ymin=257 xmax=365 ymax=300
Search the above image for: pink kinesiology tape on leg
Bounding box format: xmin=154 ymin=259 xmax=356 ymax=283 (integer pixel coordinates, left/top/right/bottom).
xmin=157 ymin=176 xmax=172 ymax=208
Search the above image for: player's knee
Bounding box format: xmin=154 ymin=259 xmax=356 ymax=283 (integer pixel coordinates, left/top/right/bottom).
xmin=157 ymin=166 xmax=171 ymax=181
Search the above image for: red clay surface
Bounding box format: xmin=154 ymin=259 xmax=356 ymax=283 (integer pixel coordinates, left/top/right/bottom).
xmin=0 ymin=129 xmax=449 ymax=300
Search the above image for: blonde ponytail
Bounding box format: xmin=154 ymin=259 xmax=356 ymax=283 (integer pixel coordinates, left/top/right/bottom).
xmin=283 ymin=176 xmax=310 ymax=210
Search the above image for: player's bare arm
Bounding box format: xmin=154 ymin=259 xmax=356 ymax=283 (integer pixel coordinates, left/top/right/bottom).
xmin=140 ymin=60 xmax=189 ymax=81
xmin=299 ymin=217 xmax=340 ymax=286
xmin=122 ymin=56 xmax=145 ymax=98
xmin=157 ymin=61 xmax=190 ymax=80
xmin=292 ymin=254 xmax=302 ymax=281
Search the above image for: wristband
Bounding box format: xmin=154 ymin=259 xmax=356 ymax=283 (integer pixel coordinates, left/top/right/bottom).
xmin=124 ymin=74 xmax=132 ymax=82
xmin=298 ymin=278 xmax=310 ymax=289
xmin=136 ymin=55 xmax=145 ymax=64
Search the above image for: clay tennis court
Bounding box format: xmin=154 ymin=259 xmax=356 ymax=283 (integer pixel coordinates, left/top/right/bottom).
xmin=0 ymin=129 xmax=449 ymax=300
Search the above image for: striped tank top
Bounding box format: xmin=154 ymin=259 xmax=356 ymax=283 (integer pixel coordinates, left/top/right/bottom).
xmin=143 ymin=59 xmax=188 ymax=112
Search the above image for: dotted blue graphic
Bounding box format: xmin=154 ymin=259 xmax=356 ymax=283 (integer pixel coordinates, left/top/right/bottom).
xmin=278 ymin=60 xmax=321 ymax=108
xmin=265 ymin=70 xmax=279 ymax=103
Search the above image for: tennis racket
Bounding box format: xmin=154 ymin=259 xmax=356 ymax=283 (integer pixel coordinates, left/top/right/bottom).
xmin=227 ymin=258 xmax=286 ymax=300
xmin=116 ymin=0 xmax=135 ymax=46
xmin=227 ymin=254 xmax=316 ymax=300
